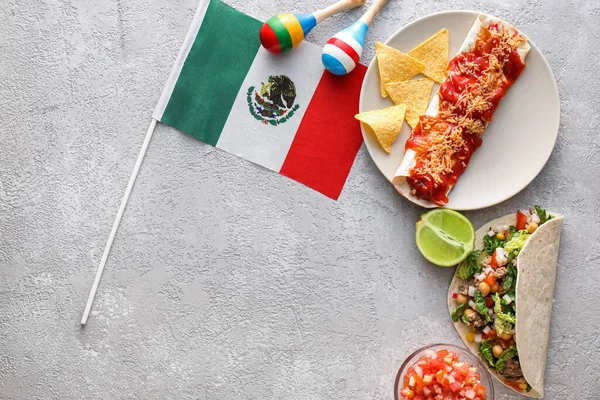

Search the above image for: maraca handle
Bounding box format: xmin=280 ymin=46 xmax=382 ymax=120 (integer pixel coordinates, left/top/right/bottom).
xmin=359 ymin=0 xmax=389 ymax=26
xmin=313 ymin=0 xmax=366 ymax=24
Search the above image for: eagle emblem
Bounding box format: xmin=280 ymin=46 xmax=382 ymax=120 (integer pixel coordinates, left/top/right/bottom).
xmin=247 ymin=75 xmax=300 ymax=126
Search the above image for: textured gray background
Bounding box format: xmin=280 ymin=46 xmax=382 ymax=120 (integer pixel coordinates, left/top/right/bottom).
xmin=1 ymin=0 xmax=599 ymax=398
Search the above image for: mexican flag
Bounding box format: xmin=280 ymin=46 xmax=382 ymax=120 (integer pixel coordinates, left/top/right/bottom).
xmin=153 ymin=0 xmax=366 ymax=200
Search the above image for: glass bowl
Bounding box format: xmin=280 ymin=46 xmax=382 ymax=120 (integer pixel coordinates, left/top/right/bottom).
xmin=393 ymin=343 xmax=494 ymax=400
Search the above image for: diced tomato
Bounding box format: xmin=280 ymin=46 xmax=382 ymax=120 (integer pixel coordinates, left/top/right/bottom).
xmin=449 ymin=381 xmax=462 ymax=393
xmin=485 ymin=297 xmax=494 ymax=307
xmin=484 ymin=272 xmax=497 ymax=287
xmin=437 ymin=349 xmax=450 ymax=358
xmin=414 ymin=374 xmax=424 ymax=390
xmin=503 ymin=379 xmax=524 ymax=392
xmin=474 ymin=384 xmax=486 ymax=396
xmin=430 ymin=359 xmax=446 ymax=371
xmin=516 ymin=210 xmax=527 ymax=230
xmin=489 ymin=249 xmax=498 ymax=269
xmin=482 ymin=328 xmax=496 ymax=340
xmin=452 ymin=367 xmax=467 ymax=378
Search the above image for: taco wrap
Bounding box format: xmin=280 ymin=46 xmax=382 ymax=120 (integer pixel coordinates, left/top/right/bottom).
xmin=447 ymin=207 xmax=564 ymax=397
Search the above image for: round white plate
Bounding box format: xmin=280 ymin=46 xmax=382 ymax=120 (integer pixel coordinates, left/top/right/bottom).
xmin=359 ymin=11 xmax=560 ymax=210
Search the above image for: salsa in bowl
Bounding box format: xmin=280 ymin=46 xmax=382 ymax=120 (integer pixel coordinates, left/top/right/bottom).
xmin=394 ymin=344 xmax=494 ymax=400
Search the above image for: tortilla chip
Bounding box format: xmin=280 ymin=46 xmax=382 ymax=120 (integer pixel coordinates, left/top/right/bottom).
xmin=375 ymin=42 xmax=425 ymax=97
xmin=355 ymin=104 xmax=407 ymax=153
xmin=385 ymin=78 xmax=435 ymax=128
xmin=408 ymin=29 xmax=449 ymax=83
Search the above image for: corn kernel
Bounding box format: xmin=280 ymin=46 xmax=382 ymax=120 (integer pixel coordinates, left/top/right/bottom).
xmin=466 ymin=332 xmax=475 ymax=343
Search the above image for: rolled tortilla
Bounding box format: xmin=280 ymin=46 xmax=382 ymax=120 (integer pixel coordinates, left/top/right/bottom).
xmin=393 ymin=15 xmax=532 ymax=207
xmin=447 ymin=212 xmax=564 ymax=398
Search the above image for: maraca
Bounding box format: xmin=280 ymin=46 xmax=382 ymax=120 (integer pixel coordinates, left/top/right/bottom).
xmin=322 ymin=0 xmax=389 ymax=75
xmin=260 ymin=0 xmax=366 ymax=54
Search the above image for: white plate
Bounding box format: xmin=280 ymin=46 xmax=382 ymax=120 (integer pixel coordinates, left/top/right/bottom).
xmin=359 ymin=11 xmax=560 ymax=210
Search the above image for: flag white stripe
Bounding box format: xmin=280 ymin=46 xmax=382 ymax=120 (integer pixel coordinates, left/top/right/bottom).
xmin=153 ymin=0 xmax=211 ymax=120
xmin=215 ymin=44 xmax=325 ymax=172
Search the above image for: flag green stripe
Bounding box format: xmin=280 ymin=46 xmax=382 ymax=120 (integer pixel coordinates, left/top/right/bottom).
xmin=161 ymin=0 xmax=262 ymax=146
xmin=268 ymin=17 xmax=293 ymax=51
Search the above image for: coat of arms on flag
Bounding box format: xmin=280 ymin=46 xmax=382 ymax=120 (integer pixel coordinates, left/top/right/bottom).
xmin=247 ymin=75 xmax=300 ymax=126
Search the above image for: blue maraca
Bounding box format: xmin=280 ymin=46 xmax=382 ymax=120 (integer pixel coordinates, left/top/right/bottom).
xmin=322 ymin=0 xmax=389 ymax=75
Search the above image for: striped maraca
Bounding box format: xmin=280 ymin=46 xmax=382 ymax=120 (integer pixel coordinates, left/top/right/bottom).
xmin=322 ymin=0 xmax=389 ymax=75
xmin=260 ymin=0 xmax=366 ymax=54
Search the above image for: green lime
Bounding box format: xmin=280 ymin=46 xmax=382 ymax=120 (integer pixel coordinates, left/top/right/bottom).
xmin=415 ymin=209 xmax=475 ymax=267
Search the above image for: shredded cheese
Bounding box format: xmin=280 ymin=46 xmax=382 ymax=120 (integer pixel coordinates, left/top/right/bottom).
xmin=409 ymin=22 xmax=525 ymax=186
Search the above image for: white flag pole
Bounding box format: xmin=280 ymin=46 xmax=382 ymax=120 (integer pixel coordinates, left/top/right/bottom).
xmin=81 ymin=118 xmax=158 ymax=325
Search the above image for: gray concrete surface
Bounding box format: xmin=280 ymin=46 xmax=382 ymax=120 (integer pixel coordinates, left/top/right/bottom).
xmin=1 ymin=0 xmax=599 ymax=398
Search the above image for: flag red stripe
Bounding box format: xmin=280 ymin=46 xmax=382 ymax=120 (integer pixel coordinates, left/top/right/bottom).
xmin=279 ymin=66 xmax=367 ymax=200
xmin=327 ymin=37 xmax=360 ymax=63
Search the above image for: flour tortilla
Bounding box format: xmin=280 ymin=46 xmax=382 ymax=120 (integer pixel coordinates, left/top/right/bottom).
xmin=447 ymin=212 xmax=564 ymax=398
xmin=392 ymin=14 xmax=531 ymax=208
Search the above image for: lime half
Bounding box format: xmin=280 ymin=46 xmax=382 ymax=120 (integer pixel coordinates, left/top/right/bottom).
xmin=415 ymin=209 xmax=475 ymax=267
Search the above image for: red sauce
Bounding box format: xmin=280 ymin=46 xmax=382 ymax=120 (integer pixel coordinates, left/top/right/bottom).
xmin=406 ymin=23 xmax=526 ymax=206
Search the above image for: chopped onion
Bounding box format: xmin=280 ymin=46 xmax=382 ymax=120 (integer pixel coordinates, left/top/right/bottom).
xmin=447 ymin=374 xmax=456 ymax=384
xmin=487 ymin=230 xmax=495 ymax=237
xmin=531 ymin=212 xmax=541 ymax=224
xmin=495 ymin=248 xmax=509 ymax=267
xmin=424 ymin=350 xmax=437 ymax=359
xmin=468 ymin=286 xmax=476 ymax=297
xmin=482 ymin=326 xmax=491 ymax=334
xmin=474 ymin=333 xmax=482 ymax=343
xmin=414 ymin=364 xmax=423 ymax=378
xmin=475 ymin=272 xmax=486 ymax=282
xmin=494 ymin=224 xmax=503 ymax=233
xmin=503 ymin=294 xmax=513 ymax=304
xmin=522 ymin=209 xmax=532 ymax=223
xmin=468 ymin=300 xmax=476 ymax=309
xmin=484 ymin=266 xmax=494 ymax=275
xmin=489 ymin=308 xmax=494 ymax=316
xmin=452 ymin=292 xmax=458 ymax=299
xmin=423 ymin=386 xmax=431 ymax=397
xmin=466 ymin=389 xmax=476 ymax=399
xmin=409 ymin=375 xmax=415 ymax=386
